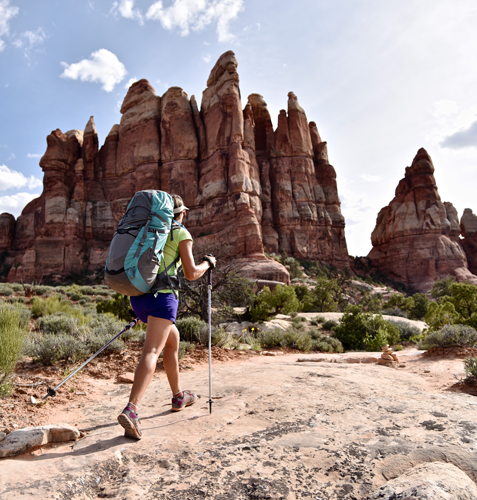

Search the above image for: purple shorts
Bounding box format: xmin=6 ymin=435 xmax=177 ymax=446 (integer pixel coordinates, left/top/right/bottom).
xmin=130 ymin=293 xmax=179 ymax=324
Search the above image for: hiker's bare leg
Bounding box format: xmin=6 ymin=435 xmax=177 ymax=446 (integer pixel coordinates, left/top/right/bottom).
xmin=128 ymin=317 xmax=173 ymax=407
xmin=163 ymin=325 xmax=181 ymax=395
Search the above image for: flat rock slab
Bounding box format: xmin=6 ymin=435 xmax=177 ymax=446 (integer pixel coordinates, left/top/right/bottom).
xmin=0 ymin=423 xmax=80 ymax=458
xmin=1 ymin=354 xmax=477 ymax=499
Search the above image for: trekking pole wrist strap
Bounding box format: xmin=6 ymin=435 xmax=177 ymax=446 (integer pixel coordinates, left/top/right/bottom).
xmin=203 ymin=255 xmax=216 ymax=269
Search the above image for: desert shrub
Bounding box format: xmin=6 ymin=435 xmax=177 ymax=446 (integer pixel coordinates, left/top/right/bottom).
xmin=322 ymin=319 xmax=338 ymax=331
xmin=17 ymin=296 xmax=27 ymax=304
xmin=95 ymin=295 xmax=105 ymax=303
xmin=309 ymin=330 xmax=343 ymax=353
xmin=408 ymin=293 xmax=430 ymax=320
xmin=249 ymin=285 xmax=301 ymax=321
xmin=0 ymin=287 xmax=13 ymax=296
xmin=37 ymin=313 xmax=79 ymax=335
xmin=292 ymin=285 xmax=315 ymax=312
xmin=333 ymin=305 xmax=400 ymax=351
xmin=10 ymin=284 xmax=23 ymax=292
xmin=0 ymin=305 xmax=28 ymax=396
xmin=420 ymin=324 xmax=477 ymax=349
xmin=289 ymin=311 xmax=298 ymax=318
xmin=313 ymin=276 xmax=343 ymax=312
xmin=96 ymin=293 xmax=132 ymax=321
xmin=431 ymin=276 xmax=456 ymax=300
xmin=25 ymin=334 xmax=89 ymax=365
xmin=257 ymin=327 xmax=312 ymax=352
xmin=359 ymin=292 xmax=384 ymax=313
xmin=387 ymin=320 xmax=422 ymax=340
xmin=382 ymin=307 xmax=408 ymax=318
xmin=31 ymin=296 xmax=72 ymax=318
xmin=288 ymin=259 xmax=304 ymax=279
xmin=34 ymin=285 xmax=52 ymax=296
xmin=178 ymin=341 xmax=195 ymax=360
xmin=464 ymin=357 xmax=477 ymax=383
xmin=176 ymin=317 xmax=208 ymax=343
xmin=78 ymin=286 xmax=95 ymax=295
xmin=6 ymin=296 xmax=18 ymax=303
xmin=310 ymin=316 xmax=325 ymax=326
xmin=70 ymin=292 xmax=83 ymax=301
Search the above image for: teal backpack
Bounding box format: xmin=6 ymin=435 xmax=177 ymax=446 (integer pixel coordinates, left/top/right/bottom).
xmin=104 ymin=190 xmax=180 ymax=296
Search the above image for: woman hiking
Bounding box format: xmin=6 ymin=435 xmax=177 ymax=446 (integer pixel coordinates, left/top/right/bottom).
xmin=117 ymin=194 xmax=216 ymax=440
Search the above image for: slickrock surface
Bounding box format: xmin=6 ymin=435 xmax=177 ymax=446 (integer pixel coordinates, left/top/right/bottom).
xmin=461 ymin=208 xmax=477 ymax=276
xmin=2 ymin=353 xmax=477 ymax=499
xmin=3 ymin=51 xmax=348 ymax=284
xmin=368 ymin=148 xmax=477 ymax=292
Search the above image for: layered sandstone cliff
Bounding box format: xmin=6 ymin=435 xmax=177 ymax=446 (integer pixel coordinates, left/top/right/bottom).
xmin=367 ymin=148 xmax=477 ymax=291
xmin=461 ymin=208 xmax=477 ymax=276
xmin=2 ymin=51 xmax=348 ymax=284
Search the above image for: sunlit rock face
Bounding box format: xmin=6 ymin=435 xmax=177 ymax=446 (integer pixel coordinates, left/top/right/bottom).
xmin=3 ymin=51 xmax=350 ymax=284
xmin=367 ymin=148 xmax=477 ymax=292
xmin=461 ymin=208 xmax=477 ymax=276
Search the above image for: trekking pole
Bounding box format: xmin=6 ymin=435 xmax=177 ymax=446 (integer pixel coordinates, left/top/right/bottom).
xmin=40 ymin=318 xmax=139 ymax=402
xmin=207 ymin=267 xmax=214 ymax=414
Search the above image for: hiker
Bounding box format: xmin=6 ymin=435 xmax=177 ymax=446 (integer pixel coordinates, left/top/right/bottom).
xmin=117 ymin=194 xmax=216 ymax=440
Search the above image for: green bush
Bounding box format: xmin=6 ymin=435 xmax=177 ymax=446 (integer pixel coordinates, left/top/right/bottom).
xmin=387 ymin=320 xmax=422 ymax=340
xmin=313 ymin=276 xmax=342 ymax=312
xmin=249 ymin=285 xmax=301 ymax=321
xmin=70 ymin=292 xmax=83 ymax=301
xmin=37 ymin=313 xmax=79 ymax=335
xmin=257 ymin=327 xmax=312 ymax=352
xmin=333 ymin=305 xmax=400 ymax=351
xmin=464 ymin=356 xmax=477 ymax=383
xmin=309 ymin=330 xmax=343 ymax=353
xmin=431 ymin=276 xmax=456 ymax=300
xmin=6 ymin=296 xmax=18 ymax=303
xmin=178 ymin=341 xmax=195 ymax=360
xmin=95 ymin=295 xmax=105 ymax=303
xmin=0 ymin=287 xmax=13 ymax=296
xmin=310 ymin=316 xmax=325 ymax=326
xmin=31 ymin=296 xmax=72 ymax=318
xmin=25 ymin=334 xmax=89 ymax=365
xmin=10 ymin=284 xmax=23 ymax=292
xmin=176 ymin=317 xmax=208 ymax=343
xmin=382 ymin=307 xmax=407 ymax=318
xmin=79 ymin=286 xmax=95 ymax=296
xmin=322 ymin=319 xmax=338 ymax=331
xmin=292 ymin=285 xmax=315 ymax=312
xmin=34 ymin=285 xmax=53 ymax=296
xmin=0 ymin=305 xmax=28 ymax=396
xmin=409 ymin=293 xmax=430 ymax=320
xmin=96 ymin=293 xmax=132 ymax=321
xmin=359 ymin=292 xmax=384 ymax=313
xmin=420 ymin=324 xmax=477 ymax=349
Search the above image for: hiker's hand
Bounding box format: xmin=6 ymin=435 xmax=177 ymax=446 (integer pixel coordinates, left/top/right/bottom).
xmin=203 ymin=254 xmax=216 ymax=269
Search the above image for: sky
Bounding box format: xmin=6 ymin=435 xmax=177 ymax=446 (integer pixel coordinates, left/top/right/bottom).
xmin=1 ymin=0 xmax=477 ymax=257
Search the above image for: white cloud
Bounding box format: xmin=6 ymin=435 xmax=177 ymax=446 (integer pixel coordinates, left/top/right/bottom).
xmin=0 ymin=192 xmax=40 ymax=218
xmin=202 ymin=53 xmax=211 ymax=63
xmin=111 ymin=0 xmax=144 ymax=25
xmin=27 ymin=153 xmax=41 ymax=158
xmin=60 ymin=49 xmax=127 ymax=92
xmin=146 ymin=0 xmax=244 ymax=43
xmin=0 ymin=164 xmax=42 ymax=190
xmin=124 ymin=77 xmax=138 ymax=88
xmin=13 ymin=27 xmax=47 ymax=54
xmin=0 ymin=0 xmax=19 ymax=52
xmin=441 ymin=120 xmax=477 ymax=150
xmin=360 ymin=173 xmax=383 ymax=183
xmin=7 ymin=153 xmax=15 ymax=160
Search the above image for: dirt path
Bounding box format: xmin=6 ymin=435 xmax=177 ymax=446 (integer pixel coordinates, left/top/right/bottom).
xmin=1 ymin=350 xmax=477 ymax=499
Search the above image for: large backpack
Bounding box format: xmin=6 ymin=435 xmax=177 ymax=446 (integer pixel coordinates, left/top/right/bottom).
xmin=104 ymin=190 xmax=179 ymax=296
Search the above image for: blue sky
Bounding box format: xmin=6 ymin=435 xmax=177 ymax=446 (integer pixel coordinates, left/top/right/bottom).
xmin=1 ymin=0 xmax=477 ymax=257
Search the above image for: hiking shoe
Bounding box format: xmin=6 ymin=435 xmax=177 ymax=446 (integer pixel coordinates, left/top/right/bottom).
xmin=118 ymin=404 xmax=142 ymax=440
xmin=172 ymin=390 xmax=198 ymax=412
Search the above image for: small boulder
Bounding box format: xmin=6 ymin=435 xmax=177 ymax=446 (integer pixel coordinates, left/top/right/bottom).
xmin=0 ymin=424 xmax=80 ymax=458
xmin=367 ymin=461 xmax=477 ymax=499
xmin=117 ymin=372 xmax=135 ymax=384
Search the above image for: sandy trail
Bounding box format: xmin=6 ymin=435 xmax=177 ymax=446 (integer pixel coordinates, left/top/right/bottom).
xmin=1 ymin=350 xmax=477 ymax=499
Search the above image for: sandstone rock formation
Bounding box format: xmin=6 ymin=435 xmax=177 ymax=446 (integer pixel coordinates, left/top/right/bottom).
xmin=461 ymin=208 xmax=477 ymax=276
xmin=368 ymin=148 xmax=477 ymax=291
xmin=2 ymin=51 xmax=348 ymax=284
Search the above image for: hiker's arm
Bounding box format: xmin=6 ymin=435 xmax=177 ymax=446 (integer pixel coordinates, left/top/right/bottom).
xmin=179 ymin=240 xmax=216 ymax=281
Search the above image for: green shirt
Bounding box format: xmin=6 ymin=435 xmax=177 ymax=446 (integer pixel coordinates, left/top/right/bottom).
xmin=157 ymin=225 xmax=193 ymax=294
